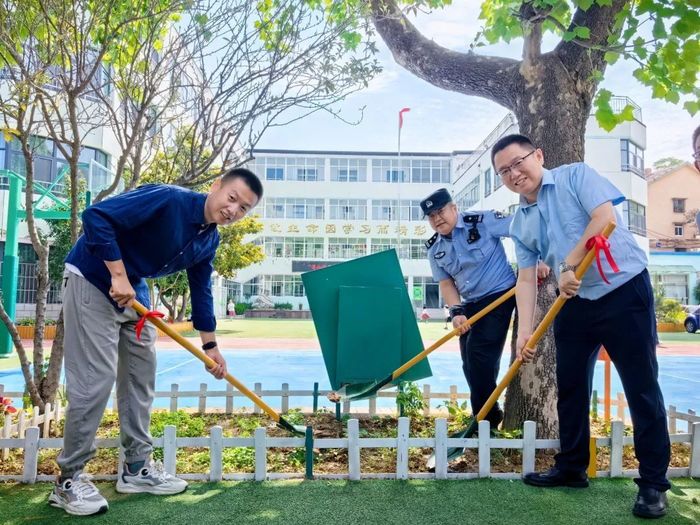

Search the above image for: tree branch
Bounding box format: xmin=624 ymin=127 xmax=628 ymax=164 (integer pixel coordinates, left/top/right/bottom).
xmin=370 ymin=0 xmax=520 ymax=110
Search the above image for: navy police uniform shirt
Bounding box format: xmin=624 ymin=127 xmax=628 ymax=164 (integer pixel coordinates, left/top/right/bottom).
xmin=426 ymin=211 xmax=516 ymax=303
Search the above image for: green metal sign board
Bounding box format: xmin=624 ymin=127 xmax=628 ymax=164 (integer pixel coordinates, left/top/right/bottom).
xmin=301 ymin=249 xmax=432 ymax=391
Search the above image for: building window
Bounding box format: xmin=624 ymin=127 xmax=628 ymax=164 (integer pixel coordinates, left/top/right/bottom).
xmin=623 ymin=200 xmax=647 ymax=236
xmin=455 ymin=176 xmax=480 ymax=209
xmin=328 ymin=238 xmax=367 ymax=259
xmin=371 ymin=159 xmax=409 ymax=182
xmin=413 ymin=276 xmax=440 ymax=308
xmin=266 ymin=167 xmax=283 ymax=180
xmin=672 ymin=198 xmax=686 ymax=213
xmin=372 ymin=199 xmax=396 ymax=220
xmin=330 ymin=158 xmax=366 ymax=182
xmin=370 ymin=239 xmax=394 ymax=254
xmin=329 ymin=199 xmax=367 ymax=220
xmin=620 ymin=139 xmax=644 ymax=176
xmin=484 ymin=167 xmax=492 ymax=197
xmin=674 ymin=224 xmax=684 ymax=236
xmin=493 ymin=168 xmax=504 ymax=190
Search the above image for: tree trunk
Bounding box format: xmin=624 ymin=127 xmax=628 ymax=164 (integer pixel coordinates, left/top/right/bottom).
xmin=504 ymin=272 xmax=559 ymax=438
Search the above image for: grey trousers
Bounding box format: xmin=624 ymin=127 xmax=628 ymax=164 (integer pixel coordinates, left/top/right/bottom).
xmin=57 ymin=273 xmax=157 ymax=476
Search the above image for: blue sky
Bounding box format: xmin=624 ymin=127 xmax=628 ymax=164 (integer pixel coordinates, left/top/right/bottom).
xmin=258 ymin=1 xmax=697 ymax=167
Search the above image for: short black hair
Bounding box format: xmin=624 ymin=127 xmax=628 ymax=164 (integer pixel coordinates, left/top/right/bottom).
xmin=491 ymin=134 xmax=536 ymax=168
xmin=221 ymin=167 xmax=263 ymax=201
xmin=693 ymin=124 xmax=700 ymax=150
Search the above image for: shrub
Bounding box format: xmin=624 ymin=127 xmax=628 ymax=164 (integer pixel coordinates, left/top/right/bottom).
xmin=16 ymin=318 xmax=35 ymax=326
xmin=396 ymin=381 xmax=425 ymax=418
xmin=273 ymin=302 xmax=293 ymax=310
xmin=235 ymin=302 xmax=252 ymax=315
xmin=656 ymin=298 xmax=686 ymax=324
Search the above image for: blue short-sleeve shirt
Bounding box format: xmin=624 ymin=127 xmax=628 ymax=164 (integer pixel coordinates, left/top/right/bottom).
xmin=509 ymin=163 xmax=647 ymax=300
xmin=427 ymin=210 xmax=516 ymax=303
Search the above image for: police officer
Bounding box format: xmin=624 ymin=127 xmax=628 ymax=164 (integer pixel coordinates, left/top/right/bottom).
xmin=420 ymin=188 xmax=516 ymax=428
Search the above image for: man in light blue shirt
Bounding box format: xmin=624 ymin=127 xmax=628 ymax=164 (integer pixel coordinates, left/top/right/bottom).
xmin=492 ymin=134 xmax=670 ymax=519
xmin=421 ymin=188 xmax=516 ymax=428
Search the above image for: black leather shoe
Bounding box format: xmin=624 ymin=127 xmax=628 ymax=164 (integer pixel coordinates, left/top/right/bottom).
xmin=523 ymin=467 xmax=589 ymax=488
xmin=633 ymin=487 xmax=668 ymax=519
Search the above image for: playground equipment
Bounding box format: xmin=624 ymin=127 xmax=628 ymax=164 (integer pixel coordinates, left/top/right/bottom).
xmin=0 ymin=161 xmax=116 ymax=357
xmin=133 ymin=300 xmax=306 ymax=436
xmin=427 ymin=221 xmax=617 ymax=468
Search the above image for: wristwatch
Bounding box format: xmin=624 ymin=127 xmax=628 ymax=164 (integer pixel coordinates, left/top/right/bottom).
xmin=202 ymin=341 xmax=218 ymax=351
xmin=558 ymin=261 xmax=577 ymax=274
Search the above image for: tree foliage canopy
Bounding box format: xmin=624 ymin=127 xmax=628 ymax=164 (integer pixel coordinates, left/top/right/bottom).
xmin=297 ymin=0 xmax=699 ymax=130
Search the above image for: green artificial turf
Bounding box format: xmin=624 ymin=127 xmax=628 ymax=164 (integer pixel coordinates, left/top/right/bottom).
xmin=1 ymin=478 xmax=699 ymax=525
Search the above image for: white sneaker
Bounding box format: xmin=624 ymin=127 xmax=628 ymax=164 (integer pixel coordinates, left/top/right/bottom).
xmin=48 ymin=473 xmax=109 ymax=516
xmin=116 ymin=460 xmax=188 ymax=495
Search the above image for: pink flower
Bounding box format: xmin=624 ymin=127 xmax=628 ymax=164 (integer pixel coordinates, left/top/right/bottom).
xmin=0 ymin=396 xmax=17 ymax=414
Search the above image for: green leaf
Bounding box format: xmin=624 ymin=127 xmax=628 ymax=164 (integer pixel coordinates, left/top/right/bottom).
xmin=573 ymin=26 xmax=591 ymax=39
xmin=683 ymin=100 xmax=699 ymax=116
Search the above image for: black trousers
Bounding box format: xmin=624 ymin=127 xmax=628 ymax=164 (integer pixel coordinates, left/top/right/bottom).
xmin=553 ymin=269 xmax=670 ymax=491
xmin=459 ymin=290 xmax=516 ymax=424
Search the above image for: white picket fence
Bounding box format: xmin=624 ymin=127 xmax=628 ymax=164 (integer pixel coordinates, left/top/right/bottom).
xmin=0 ymin=383 xmax=643 ymax=418
xmin=1 ymin=401 xmax=63 ymax=460
xmin=2 ymin=416 xmax=699 ymax=484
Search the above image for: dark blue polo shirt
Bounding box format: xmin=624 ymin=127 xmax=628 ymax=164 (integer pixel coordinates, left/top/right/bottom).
xmin=65 ymin=184 xmax=220 ymax=331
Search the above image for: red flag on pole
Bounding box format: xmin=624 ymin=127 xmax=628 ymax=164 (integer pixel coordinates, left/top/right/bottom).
xmin=398 ymin=107 xmax=410 ymax=129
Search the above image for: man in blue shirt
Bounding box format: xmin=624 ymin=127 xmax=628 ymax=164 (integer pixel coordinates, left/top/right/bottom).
xmin=492 ymin=134 xmax=670 ymax=519
xmin=420 ymin=188 xmax=517 ymax=429
xmin=49 ymin=168 xmax=262 ymax=516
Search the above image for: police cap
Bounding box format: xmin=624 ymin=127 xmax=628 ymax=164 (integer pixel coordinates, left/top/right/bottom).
xmin=420 ymin=188 xmax=453 ymax=217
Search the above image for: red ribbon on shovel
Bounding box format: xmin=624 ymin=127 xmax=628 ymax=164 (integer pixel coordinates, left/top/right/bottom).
xmin=135 ymin=310 xmax=164 ymax=340
xmin=585 ymin=234 xmax=620 ymax=284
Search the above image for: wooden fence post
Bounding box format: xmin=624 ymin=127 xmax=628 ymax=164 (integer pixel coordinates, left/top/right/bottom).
xmin=163 ymin=425 xmax=177 ymax=475
xmin=42 ymin=403 xmax=52 ymax=437
xmin=22 ymin=426 xmax=40 ymax=484
xmin=668 ymin=405 xmax=677 ymax=434
xmin=198 ymin=383 xmax=207 ymax=413
xmin=312 ymin=382 xmax=319 ymax=413
xmin=423 ymin=385 xmax=431 ymax=417
xmin=616 ymin=393 xmax=626 ymax=422
xmin=253 ymin=383 xmax=262 ymax=415
xmin=210 ymin=426 xmax=223 ymax=482
xmin=689 ymin=410 xmax=697 ymax=434
xmin=396 ymin=417 xmax=409 ymax=480
xmin=522 ymin=420 xmax=536 ymax=476
xmin=2 ymin=413 xmax=11 ymax=460
xmin=281 ymin=383 xmax=289 ymax=414
xmin=690 ymin=422 xmax=700 ymax=478
xmin=254 ymin=427 xmax=267 ymax=481
xmin=449 ymin=385 xmax=458 ymax=406
xmin=435 ymin=418 xmax=448 ymax=480
xmin=226 ymin=383 xmax=234 ymax=414
xmin=610 ymin=420 xmax=624 ymax=477
xmin=347 ymin=419 xmax=360 ymax=481
xmin=170 ymin=384 xmax=179 ymax=413
xmin=478 ymin=420 xmax=491 ymax=478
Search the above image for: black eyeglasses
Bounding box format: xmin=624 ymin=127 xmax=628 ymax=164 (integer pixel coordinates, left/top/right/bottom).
xmin=693 ymin=151 xmax=700 ymax=160
xmin=496 ymin=150 xmax=536 ymax=178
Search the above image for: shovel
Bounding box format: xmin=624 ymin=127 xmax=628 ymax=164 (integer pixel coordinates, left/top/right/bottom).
xmin=328 ymin=287 xmax=516 ymax=402
xmin=132 ymin=300 xmax=306 ymax=436
xmin=427 ymin=221 xmax=617 ymax=468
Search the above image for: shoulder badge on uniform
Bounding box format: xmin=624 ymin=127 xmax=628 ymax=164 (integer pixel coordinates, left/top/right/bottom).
xmin=434 ymin=251 xmax=446 ymax=259
xmin=424 ymin=232 xmax=438 ymax=249
xmin=494 ymin=210 xmax=506 ymax=219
